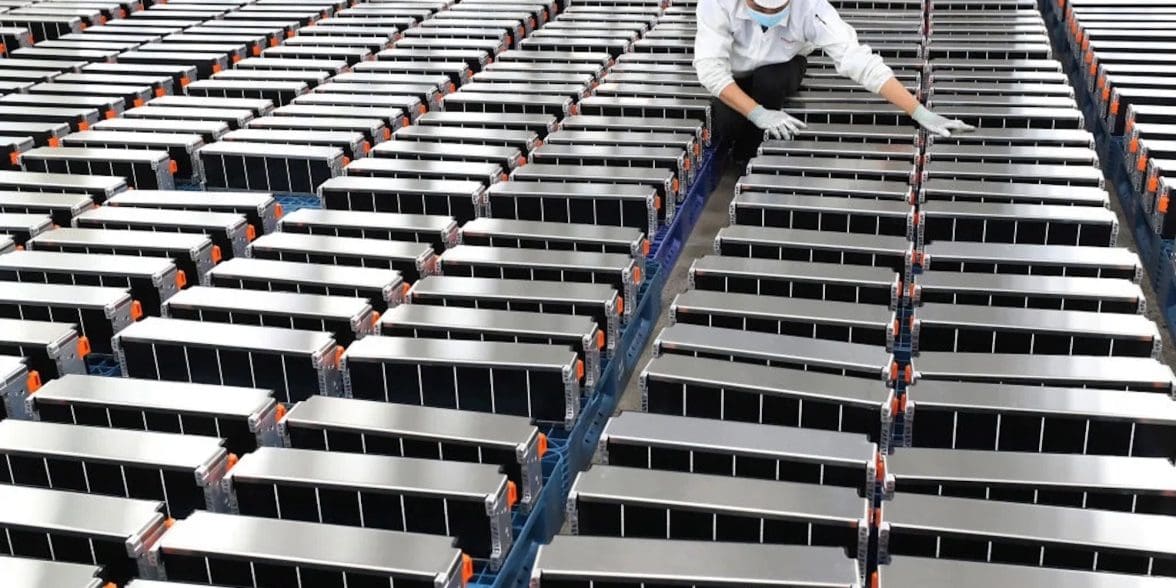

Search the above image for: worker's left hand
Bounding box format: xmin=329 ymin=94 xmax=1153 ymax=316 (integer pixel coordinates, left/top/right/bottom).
xmin=912 ymin=105 xmax=974 ymax=137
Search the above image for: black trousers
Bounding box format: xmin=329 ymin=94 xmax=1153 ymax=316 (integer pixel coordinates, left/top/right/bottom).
xmin=711 ymin=56 xmax=807 ymax=160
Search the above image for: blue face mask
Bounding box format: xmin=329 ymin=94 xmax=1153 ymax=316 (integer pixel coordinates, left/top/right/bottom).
xmin=749 ymin=6 xmax=788 ymax=28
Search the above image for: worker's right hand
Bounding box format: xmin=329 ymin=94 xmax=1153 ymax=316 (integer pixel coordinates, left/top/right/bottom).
xmin=746 ymin=105 xmax=806 ymax=140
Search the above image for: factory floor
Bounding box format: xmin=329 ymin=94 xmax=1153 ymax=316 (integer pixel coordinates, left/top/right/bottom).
xmin=617 ymin=163 xmax=741 ymax=413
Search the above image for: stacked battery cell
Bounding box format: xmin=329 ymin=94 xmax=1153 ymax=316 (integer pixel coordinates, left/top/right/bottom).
xmin=868 ymin=0 xmax=1176 ymax=585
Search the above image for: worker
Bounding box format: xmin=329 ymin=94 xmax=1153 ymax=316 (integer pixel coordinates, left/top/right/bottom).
xmin=694 ymin=0 xmax=973 ymax=161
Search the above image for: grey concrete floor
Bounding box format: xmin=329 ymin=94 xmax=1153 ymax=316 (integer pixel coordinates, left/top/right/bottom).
xmin=616 ymin=165 xmax=742 ymax=413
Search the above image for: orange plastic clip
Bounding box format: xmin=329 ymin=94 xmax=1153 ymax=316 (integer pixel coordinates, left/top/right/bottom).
xmin=246 ymin=225 xmax=257 ymax=242
xmin=212 ymin=63 xmax=222 ymax=73
xmin=232 ymin=54 xmax=241 ymax=63
xmin=164 ymin=517 xmax=175 ymax=529
xmin=131 ymin=300 xmax=144 ymax=320
xmin=670 ymin=177 xmax=680 ymax=195
xmin=653 ymin=196 xmax=661 ymax=210
xmin=875 ymin=453 xmax=885 ymax=481
xmin=270 ymin=37 xmax=279 ymax=47
xmin=274 ymin=203 xmax=284 ymax=218
xmin=48 ymin=136 xmax=60 ymax=148
xmin=343 ymin=156 xmax=351 ymax=167
xmin=870 ymin=571 xmax=879 ymax=588
xmin=632 ymin=266 xmax=641 ymax=285
xmin=402 ymin=281 xmax=412 ymax=297
xmin=154 ymin=87 xmax=165 ymax=97
xmin=176 ymin=270 xmax=188 ymax=289
xmin=536 ymin=432 xmax=548 ymax=457
xmin=26 ymin=370 xmax=41 ymax=394
xmin=371 ymin=310 xmax=381 ymax=327
xmin=575 ymin=359 xmax=584 ymax=381
xmin=615 ymin=296 xmax=623 ymax=315
xmin=385 ymin=127 xmax=393 ymax=140
xmin=506 ymin=481 xmax=518 ymax=507
xmin=461 ymin=554 xmax=474 ymax=587
xmin=211 ymin=245 xmax=223 ymax=264
xmin=274 ymin=403 xmax=287 ymax=421
xmin=169 ymin=159 xmax=178 ymax=175
xmin=334 ymin=345 xmax=345 ymax=367
xmin=1160 ymin=195 xmax=1170 ymax=214
xmin=1149 ymin=174 xmax=1160 ymax=193
xmin=517 ymin=155 xmax=527 ymax=167
xmin=179 ymin=75 xmax=190 ymax=87
xmin=1110 ymin=96 xmax=1120 ymax=115
xmin=641 ymin=239 xmax=650 ymax=257
xmin=77 ymin=336 xmax=91 ymax=358
xmin=1138 ymin=154 xmax=1149 ymax=172
xmin=227 ymin=453 xmax=239 ymax=470
xmin=104 ymin=109 xmax=116 ymax=120
xmin=362 ymin=140 xmax=371 ymax=155
xmin=287 ymin=30 xmax=295 ymax=38
xmin=1130 ymin=138 xmax=1140 ymax=153
xmin=9 ymin=151 xmax=19 ymax=167
xmin=133 ymin=98 xmax=144 ymax=108
xmin=596 ymin=330 xmax=605 ymax=350
xmin=252 ymin=45 xmax=261 ymax=57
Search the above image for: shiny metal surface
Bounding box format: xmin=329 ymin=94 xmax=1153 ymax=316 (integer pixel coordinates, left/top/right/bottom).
xmin=883 ymin=492 xmax=1176 ymax=557
xmin=0 ymin=556 xmax=103 ymax=588
xmin=441 ymin=244 xmax=635 ymax=273
xmin=461 ymin=218 xmax=644 ymax=250
xmin=28 ymin=227 xmax=212 ymax=253
xmin=0 ymin=317 xmax=79 ymax=347
xmin=880 ymin=556 xmax=1176 ymax=587
xmin=157 ymin=510 xmax=465 ymax=580
xmin=916 ymin=272 xmax=1144 ymax=311
xmin=917 ymin=303 xmax=1159 ymax=343
xmin=0 ymin=483 xmax=164 ymax=540
xmin=717 ymin=225 xmax=912 ymax=258
xmin=909 ymin=379 xmax=1176 ymax=424
xmin=603 ymin=411 xmax=875 ymax=468
xmin=654 ymin=323 xmax=893 ymax=378
xmin=285 ymin=395 xmax=540 ymax=452
xmin=0 ymin=250 xmax=176 ymax=279
xmin=230 ymin=446 xmax=508 ymax=501
xmin=207 ymin=257 xmax=403 ymax=296
xmin=915 ymin=352 xmax=1176 ymax=393
xmin=570 ymin=464 xmax=868 ymax=525
xmin=34 ymin=374 xmax=275 ymax=420
xmin=411 ymin=275 xmax=619 ymax=307
xmin=888 ymin=447 xmax=1176 ymax=496
xmin=532 ymin=536 xmax=860 ymax=587
xmin=0 ymin=419 xmax=226 ymax=470
xmin=345 ymin=335 xmax=577 ymax=371
xmin=920 ymin=178 xmax=1109 ymax=205
xmin=925 ymin=241 xmax=1142 ymax=278
xmin=671 ymin=290 xmax=893 ymax=333
xmin=382 ymin=303 xmax=597 ymax=343
xmin=0 ymin=281 xmax=132 ymax=310
xmin=164 ymin=285 xmax=372 ymax=323
xmin=115 ymin=316 xmax=336 ymax=356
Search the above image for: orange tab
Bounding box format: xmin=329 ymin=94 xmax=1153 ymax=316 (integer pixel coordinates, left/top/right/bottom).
xmin=371 ymin=310 xmax=381 ymax=326
xmin=384 ymin=127 xmax=392 ymax=140
xmin=8 ymin=151 xmax=19 ymax=167
xmin=1110 ymin=97 xmax=1120 ymax=115
xmin=212 ymin=63 xmax=222 ymax=73
xmin=133 ymin=98 xmax=144 ymax=108
xmin=0 ymin=44 xmax=5 ymax=55
xmin=131 ymin=300 xmax=144 ymax=320
xmin=596 ymin=330 xmax=605 ymax=350
xmin=506 ymin=481 xmax=518 ymax=507
xmin=246 ymin=225 xmax=257 ymax=242
xmin=537 ymin=432 xmax=548 ymax=457
xmin=402 ymin=281 xmax=412 ymax=297
xmin=179 ymin=75 xmax=190 ymax=87
xmin=362 ymin=140 xmax=371 ymax=155
xmin=875 ymin=453 xmax=885 ymax=480
xmin=77 ymin=336 xmax=91 ymax=358
xmin=615 ymin=296 xmax=623 ymax=315
xmin=169 ymin=159 xmax=178 ymax=175
xmin=275 ymin=403 xmax=287 ymax=421
xmin=176 ymin=270 xmax=188 ymax=289
xmin=334 ymin=344 xmax=345 ymax=367
xmin=1149 ymin=175 xmax=1160 ymax=193
xmin=418 ymin=104 xmax=427 ymax=115
xmin=1160 ymin=195 xmax=1170 ymax=214
xmin=26 ymin=370 xmax=41 ymax=394
xmin=211 ymin=245 xmax=223 ymax=263
xmin=342 ymin=156 xmax=351 ymax=166
xmin=1130 ymin=138 xmax=1139 ymax=153
xmin=632 ymin=266 xmax=641 ymax=284
xmin=575 ymin=359 xmax=584 ymax=380
xmin=287 ymin=30 xmax=295 ymax=38
xmin=1101 ymin=86 xmax=1110 ymax=102
xmin=870 ymin=572 xmax=879 ymax=588
xmin=1138 ymin=154 xmax=1148 ymax=172
xmin=641 ymin=239 xmax=650 ymax=256
xmin=670 ymin=177 xmax=679 ymax=195
xmin=274 ymin=203 xmax=283 ymax=218
xmin=227 ymin=453 xmax=239 ymax=469
xmin=232 ymin=54 xmax=241 ymax=63
xmin=252 ymin=45 xmax=261 ymax=57
xmin=164 ymin=517 xmax=174 ymax=529
xmin=48 ymin=136 xmax=60 ymax=148
xmin=461 ymin=554 xmax=473 ymax=586
xmin=653 ymin=196 xmax=661 ymax=210
xmin=683 ymin=158 xmax=691 ymax=172
xmin=270 ymin=37 xmax=279 ymax=47
xmin=517 ymin=155 xmax=527 ymax=167
xmin=154 ymin=87 xmax=165 ymax=97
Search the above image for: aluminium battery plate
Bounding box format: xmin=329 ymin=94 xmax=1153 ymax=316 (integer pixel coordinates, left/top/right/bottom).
xmin=879 ymin=492 xmax=1176 ymax=575
xmin=344 ymin=157 xmax=502 ymax=186
xmin=278 ymin=207 xmax=458 ymax=252
xmin=154 ymin=511 xmax=468 ymax=588
xmin=923 ymin=241 xmax=1142 ymax=281
xmin=915 ymin=353 xmax=1176 ymax=394
xmin=162 ymin=286 xmax=375 ymax=345
xmin=0 ymin=556 xmax=103 ymax=588
xmin=654 ymin=322 xmax=894 ymax=380
xmin=206 ymin=257 xmax=404 ymax=312
xmin=878 ymin=556 xmax=1176 ymax=588
xmin=915 ymin=271 xmax=1145 ymax=314
xmin=736 ymin=174 xmax=912 ymax=201
xmin=688 ymin=255 xmax=900 ymax=307
xmin=532 ymin=536 xmax=860 ymax=588
xmin=919 ymin=178 xmax=1109 ymax=206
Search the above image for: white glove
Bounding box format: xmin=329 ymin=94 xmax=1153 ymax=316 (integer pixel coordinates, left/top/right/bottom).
xmin=913 ymin=104 xmax=974 ymax=137
xmin=747 ymin=105 xmax=806 ymax=140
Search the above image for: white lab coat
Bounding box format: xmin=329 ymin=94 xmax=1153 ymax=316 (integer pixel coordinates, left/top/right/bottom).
xmin=693 ymin=0 xmax=894 ymax=97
